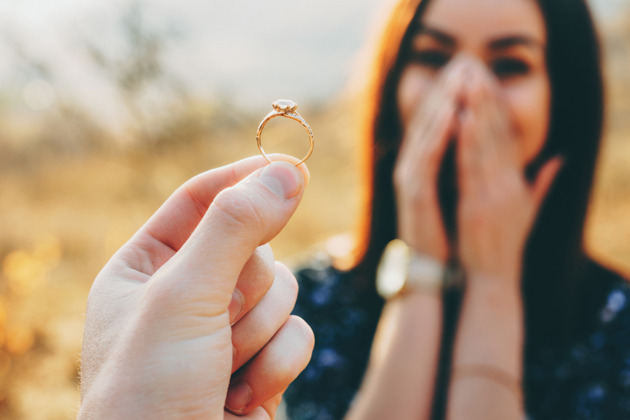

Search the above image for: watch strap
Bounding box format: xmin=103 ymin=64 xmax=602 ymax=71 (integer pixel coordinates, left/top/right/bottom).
xmin=405 ymin=252 xmax=445 ymax=293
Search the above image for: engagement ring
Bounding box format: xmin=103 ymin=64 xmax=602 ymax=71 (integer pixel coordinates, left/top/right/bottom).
xmin=256 ymin=99 xmax=314 ymax=166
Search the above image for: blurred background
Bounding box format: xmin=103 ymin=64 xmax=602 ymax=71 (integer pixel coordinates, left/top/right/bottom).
xmin=0 ymin=0 xmax=628 ymax=418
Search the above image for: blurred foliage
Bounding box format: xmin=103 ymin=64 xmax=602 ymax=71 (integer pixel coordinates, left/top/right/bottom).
xmin=0 ymin=3 xmax=628 ymax=420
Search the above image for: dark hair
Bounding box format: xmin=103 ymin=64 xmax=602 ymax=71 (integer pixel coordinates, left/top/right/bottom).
xmin=353 ymin=0 xmax=612 ymax=416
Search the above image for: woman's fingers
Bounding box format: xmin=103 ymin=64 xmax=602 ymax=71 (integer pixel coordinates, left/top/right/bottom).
xmin=458 ymin=62 xmax=517 ymax=194
xmin=400 ymin=58 xmax=467 ymax=177
xmin=226 ymin=315 xmax=315 ymax=415
xmin=231 ymin=262 xmax=298 ymax=372
xmin=531 ymin=156 xmax=563 ymax=209
xmin=230 ymin=245 xmax=275 ymax=325
xmin=394 ymin=57 xmax=472 ymax=262
xmin=468 ymin=62 xmax=517 ymax=165
xmin=457 ymin=106 xmax=483 ymax=197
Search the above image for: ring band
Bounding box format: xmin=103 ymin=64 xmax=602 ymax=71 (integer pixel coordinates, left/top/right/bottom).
xmin=256 ymin=99 xmax=314 ymax=166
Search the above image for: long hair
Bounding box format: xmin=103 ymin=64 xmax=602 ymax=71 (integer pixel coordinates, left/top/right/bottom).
xmin=353 ymin=0 xmax=610 ymax=416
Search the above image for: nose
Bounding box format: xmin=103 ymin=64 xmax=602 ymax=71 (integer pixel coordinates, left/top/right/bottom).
xmin=450 ymin=53 xmax=486 ymax=75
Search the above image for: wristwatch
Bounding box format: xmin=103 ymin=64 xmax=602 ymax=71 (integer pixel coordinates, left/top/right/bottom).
xmin=376 ymin=239 xmax=447 ymax=299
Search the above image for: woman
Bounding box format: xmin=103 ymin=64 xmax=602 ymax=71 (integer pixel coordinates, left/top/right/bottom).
xmin=285 ymin=0 xmax=630 ymax=419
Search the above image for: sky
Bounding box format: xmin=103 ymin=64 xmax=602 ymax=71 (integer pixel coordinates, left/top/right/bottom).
xmin=0 ymin=0 xmax=627 ymax=127
xmin=0 ymin=0 xmax=388 ymax=125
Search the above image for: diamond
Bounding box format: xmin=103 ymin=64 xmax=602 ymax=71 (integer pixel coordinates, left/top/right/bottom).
xmin=272 ymin=99 xmax=298 ymax=113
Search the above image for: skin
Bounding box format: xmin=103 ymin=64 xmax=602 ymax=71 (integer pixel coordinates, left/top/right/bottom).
xmin=79 ymin=157 xmax=315 ymax=419
xmin=346 ymin=0 xmax=562 ymax=419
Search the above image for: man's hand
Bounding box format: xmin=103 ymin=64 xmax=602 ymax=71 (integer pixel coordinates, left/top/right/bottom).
xmin=79 ymin=156 xmax=314 ymax=419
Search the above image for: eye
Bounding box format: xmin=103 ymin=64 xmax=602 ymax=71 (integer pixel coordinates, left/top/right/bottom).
xmin=491 ymin=58 xmax=530 ymax=78
xmin=408 ymin=50 xmax=451 ymax=69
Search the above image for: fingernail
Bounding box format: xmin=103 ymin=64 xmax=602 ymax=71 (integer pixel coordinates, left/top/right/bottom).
xmin=258 ymin=161 xmax=304 ymax=199
xmin=228 ymin=289 xmax=243 ymax=325
xmin=225 ymin=381 xmax=252 ymax=414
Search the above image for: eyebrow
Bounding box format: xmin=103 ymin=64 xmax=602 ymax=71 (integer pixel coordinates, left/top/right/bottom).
xmin=414 ymin=25 xmax=456 ymax=47
xmin=489 ymin=35 xmax=546 ymax=50
xmin=413 ymin=24 xmax=545 ymax=51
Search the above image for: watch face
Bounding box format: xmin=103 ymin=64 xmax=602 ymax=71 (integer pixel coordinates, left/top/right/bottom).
xmin=376 ymin=239 xmax=410 ymax=299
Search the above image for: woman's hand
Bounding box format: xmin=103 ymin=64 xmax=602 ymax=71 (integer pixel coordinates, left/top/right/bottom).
xmin=347 ymin=60 xmax=474 ymax=420
xmin=79 ymin=157 xmax=314 ymax=420
xmin=456 ymin=62 xmax=562 ymax=288
xmin=394 ymin=57 xmax=468 ymax=261
xmin=446 ymin=62 xmax=560 ymax=420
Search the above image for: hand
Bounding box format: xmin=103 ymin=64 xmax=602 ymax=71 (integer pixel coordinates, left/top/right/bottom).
xmin=79 ymin=156 xmax=315 ymax=419
xmin=456 ymin=62 xmax=562 ymax=288
xmin=394 ymin=57 xmax=469 ymax=261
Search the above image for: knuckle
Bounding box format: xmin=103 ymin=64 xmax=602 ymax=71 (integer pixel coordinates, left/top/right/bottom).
xmin=243 ymin=249 xmax=275 ymax=290
xmin=270 ymin=316 xmax=315 ymax=379
xmin=141 ymin=275 xmax=182 ymax=312
xmin=256 ymin=244 xmax=275 ymax=264
xmin=286 ymin=315 xmax=316 ymax=353
xmin=212 ymin=187 xmax=267 ymax=231
xmin=138 ymin=281 xmax=176 ymax=320
xmin=257 ymin=262 xmax=276 ymax=292
xmin=141 ymin=269 xmax=226 ymax=319
xmin=275 ymin=262 xmax=299 ymax=303
xmin=181 ymin=178 xmax=211 ymax=221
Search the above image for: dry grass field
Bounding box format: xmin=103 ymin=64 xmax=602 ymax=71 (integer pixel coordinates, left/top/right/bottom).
xmin=0 ymin=18 xmax=629 ymax=420
xmin=0 ymin=99 xmax=366 ymax=419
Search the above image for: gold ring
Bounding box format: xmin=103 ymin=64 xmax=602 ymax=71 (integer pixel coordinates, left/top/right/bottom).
xmin=256 ymin=99 xmax=314 ymax=166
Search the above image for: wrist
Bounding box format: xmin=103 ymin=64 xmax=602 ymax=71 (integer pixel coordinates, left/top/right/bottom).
xmin=464 ymin=276 xmax=523 ymax=314
xmin=465 ymin=270 xmax=521 ymax=294
xmin=455 ymin=280 xmax=525 ymax=376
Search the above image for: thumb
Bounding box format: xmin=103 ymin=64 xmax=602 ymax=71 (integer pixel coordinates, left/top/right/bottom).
xmin=532 ymin=156 xmax=563 ymax=211
xmin=158 ymin=160 xmax=307 ymax=305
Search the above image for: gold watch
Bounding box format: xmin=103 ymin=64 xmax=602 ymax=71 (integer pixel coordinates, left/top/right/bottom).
xmin=376 ymin=239 xmax=446 ymax=299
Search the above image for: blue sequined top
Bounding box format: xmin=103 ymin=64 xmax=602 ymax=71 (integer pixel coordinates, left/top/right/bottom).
xmin=284 ymin=258 xmax=630 ymax=420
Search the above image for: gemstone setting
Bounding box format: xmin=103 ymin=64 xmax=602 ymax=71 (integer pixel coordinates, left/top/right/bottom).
xmin=272 ymin=99 xmax=298 ymax=113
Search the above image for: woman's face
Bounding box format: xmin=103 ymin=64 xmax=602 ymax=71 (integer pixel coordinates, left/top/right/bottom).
xmin=396 ymin=0 xmax=550 ymax=167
